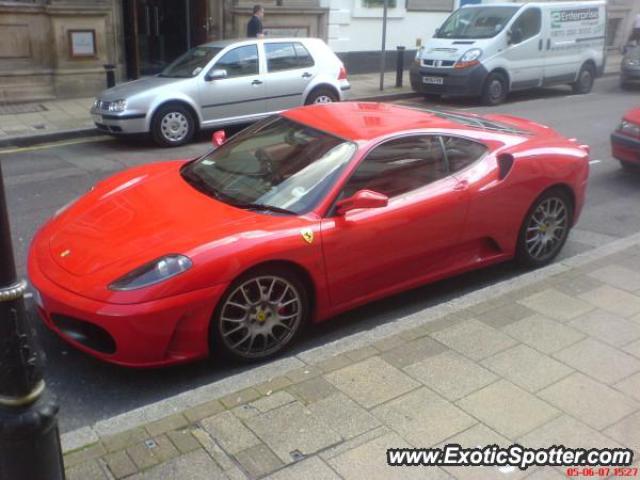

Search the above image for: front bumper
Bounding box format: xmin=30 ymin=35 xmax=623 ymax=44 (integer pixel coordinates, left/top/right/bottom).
xmin=621 ymin=67 xmax=640 ymax=84
xmin=90 ymin=108 xmax=148 ymax=134
xmin=611 ymin=131 xmax=640 ymax=165
xmin=409 ymin=63 xmax=488 ymax=97
xmin=28 ymin=253 xmax=228 ymax=368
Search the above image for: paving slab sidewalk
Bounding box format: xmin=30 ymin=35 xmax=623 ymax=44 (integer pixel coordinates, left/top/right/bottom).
xmin=61 ymin=232 xmax=640 ymax=480
xmin=0 ymin=53 xmax=623 ymax=147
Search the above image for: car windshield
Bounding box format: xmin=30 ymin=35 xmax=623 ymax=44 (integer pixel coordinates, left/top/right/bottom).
xmin=181 ymin=116 xmax=357 ymax=215
xmin=159 ymin=46 xmax=222 ymax=78
xmin=436 ymin=6 xmax=520 ymax=39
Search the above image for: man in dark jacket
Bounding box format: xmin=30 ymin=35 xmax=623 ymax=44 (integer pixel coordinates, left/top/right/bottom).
xmin=247 ymin=5 xmax=264 ymax=38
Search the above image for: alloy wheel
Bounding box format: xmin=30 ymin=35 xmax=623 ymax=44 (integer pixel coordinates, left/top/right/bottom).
xmin=524 ymin=197 xmax=569 ymax=261
xmin=313 ymin=95 xmax=334 ymax=104
xmin=218 ymin=275 xmax=303 ymax=358
xmin=160 ymin=112 xmax=189 ymax=142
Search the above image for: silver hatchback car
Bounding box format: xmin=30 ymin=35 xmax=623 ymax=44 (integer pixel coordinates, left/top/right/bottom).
xmin=91 ymin=38 xmax=350 ymax=147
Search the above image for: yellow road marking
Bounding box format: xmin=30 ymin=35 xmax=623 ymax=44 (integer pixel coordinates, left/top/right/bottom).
xmin=0 ymin=136 xmax=114 ymax=155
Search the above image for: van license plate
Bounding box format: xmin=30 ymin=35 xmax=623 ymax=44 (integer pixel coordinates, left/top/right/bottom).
xmin=423 ymin=76 xmax=444 ymax=85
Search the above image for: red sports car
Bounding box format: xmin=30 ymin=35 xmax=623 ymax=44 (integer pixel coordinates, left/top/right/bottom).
xmin=611 ymin=107 xmax=640 ymax=169
xmin=28 ymin=102 xmax=589 ymax=367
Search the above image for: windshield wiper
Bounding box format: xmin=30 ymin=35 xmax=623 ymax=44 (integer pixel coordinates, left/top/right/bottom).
xmin=237 ymin=203 xmax=296 ymax=215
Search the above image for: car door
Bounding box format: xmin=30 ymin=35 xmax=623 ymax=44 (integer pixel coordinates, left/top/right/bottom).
xmin=199 ymin=44 xmax=267 ymax=123
xmin=503 ymin=6 xmax=544 ymax=89
xmin=264 ymin=42 xmax=316 ymax=112
xmin=320 ymin=135 xmax=469 ymax=308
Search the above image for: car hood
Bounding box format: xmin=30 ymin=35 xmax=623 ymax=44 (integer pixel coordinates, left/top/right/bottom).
xmin=624 ymin=108 xmax=640 ymax=126
xmin=48 ymin=161 xmax=264 ymax=277
xmin=99 ymin=76 xmax=186 ymax=101
xmin=419 ymin=37 xmax=493 ymax=61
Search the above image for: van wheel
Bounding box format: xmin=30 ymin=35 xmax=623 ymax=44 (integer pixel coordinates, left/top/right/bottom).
xmin=151 ymin=103 xmax=196 ymax=147
xmin=481 ymin=72 xmax=508 ymax=106
xmin=572 ymin=64 xmax=595 ymax=94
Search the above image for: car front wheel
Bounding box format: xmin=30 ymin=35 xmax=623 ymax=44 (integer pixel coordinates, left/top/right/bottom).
xmin=151 ymin=104 xmax=196 ymax=147
xmin=212 ymin=267 xmax=309 ymax=361
xmin=572 ymin=64 xmax=595 ymax=94
xmin=516 ymin=189 xmax=573 ymax=268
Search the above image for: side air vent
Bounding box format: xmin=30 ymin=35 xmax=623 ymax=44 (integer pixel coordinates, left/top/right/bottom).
xmin=497 ymin=153 xmax=514 ymax=180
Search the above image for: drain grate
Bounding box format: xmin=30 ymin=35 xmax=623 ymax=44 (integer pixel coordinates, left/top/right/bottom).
xmin=0 ymin=103 xmax=48 ymax=115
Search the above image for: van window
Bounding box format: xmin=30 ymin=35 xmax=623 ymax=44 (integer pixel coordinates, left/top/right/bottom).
xmin=511 ymin=8 xmax=542 ymax=43
xmin=436 ymin=6 xmax=520 ymax=39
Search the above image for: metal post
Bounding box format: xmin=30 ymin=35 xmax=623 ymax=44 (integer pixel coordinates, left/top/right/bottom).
xmin=395 ymin=46 xmax=405 ymax=87
xmin=104 ymin=64 xmax=116 ymax=88
xmin=379 ymin=0 xmax=389 ymax=91
xmin=0 ymin=159 xmax=65 ymax=480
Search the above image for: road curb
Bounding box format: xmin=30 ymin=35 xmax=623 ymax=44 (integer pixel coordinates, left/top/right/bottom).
xmin=59 ymin=229 xmax=640 ymax=454
xmin=0 ymin=127 xmax=106 ymax=149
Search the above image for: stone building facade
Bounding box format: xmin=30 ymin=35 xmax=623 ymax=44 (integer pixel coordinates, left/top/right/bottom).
xmin=0 ymin=0 xmax=638 ymax=103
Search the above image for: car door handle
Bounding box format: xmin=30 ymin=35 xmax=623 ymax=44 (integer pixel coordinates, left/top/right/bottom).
xmin=302 ymin=72 xmax=312 ymax=78
xmin=251 ymin=79 xmax=263 ymax=85
xmin=453 ymin=180 xmax=469 ymax=191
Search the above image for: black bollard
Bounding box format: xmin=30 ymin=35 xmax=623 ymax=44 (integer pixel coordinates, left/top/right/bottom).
xmin=104 ymin=64 xmax=116 ymax=88
xmin=396 ymin=46 xmax=406 ymax=88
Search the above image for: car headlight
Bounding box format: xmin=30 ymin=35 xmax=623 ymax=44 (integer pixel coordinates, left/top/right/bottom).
xmin=108 ymin=99 xmax=127 ymax=112
xmin=618 ymin=120 xmax=640 ymax=138
xmin=93 ymin=99 xmax=100 ymax=109
xmin=109 ymin=255 xmax=193 ymax=291
xmin=460 ymin=48 xmax=482 ymax=63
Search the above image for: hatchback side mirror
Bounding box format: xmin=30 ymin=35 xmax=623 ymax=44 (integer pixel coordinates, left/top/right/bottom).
xmin=207 ymin=69 xmax=227 ymax=81
xmin=212 ymin=130 xmax=226 ymax=147
xmin=336 ymin=190 xmax=388 ymax=215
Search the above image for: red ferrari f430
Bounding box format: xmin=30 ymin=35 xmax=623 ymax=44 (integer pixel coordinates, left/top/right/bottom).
xmin=28 ymin=102 xmax=589 ymax=367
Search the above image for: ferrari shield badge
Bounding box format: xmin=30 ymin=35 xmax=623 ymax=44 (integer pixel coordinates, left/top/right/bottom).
xmin=300 ymin=228 xmax=314 ymax=244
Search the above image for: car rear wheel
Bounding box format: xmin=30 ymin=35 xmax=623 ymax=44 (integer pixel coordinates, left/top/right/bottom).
xmin=305 ymin=88 xmax=338 ymax=105
xmin=481 ymin=72 xmax=508 ymax=106
xmin=151 ymin=104 xmax=196 ymax=147
xmin=572 ymin=64 xmax=595 ymax=94
xmin=516 ymin=189 xmax=573 ymax=268
xmin=212 ymin=267 xmax=309 ymax=361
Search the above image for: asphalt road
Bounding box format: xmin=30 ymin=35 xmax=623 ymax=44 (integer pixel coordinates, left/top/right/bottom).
xmin=2 ymin=75 xmax=639 ymax=433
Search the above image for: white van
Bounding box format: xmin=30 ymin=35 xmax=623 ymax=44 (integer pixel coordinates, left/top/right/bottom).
xmin=410 ymin=1 xmax=606 ymax=105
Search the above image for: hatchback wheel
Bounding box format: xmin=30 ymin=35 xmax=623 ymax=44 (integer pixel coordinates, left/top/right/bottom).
xmin=516 ymin=189 xmax=572 ymax=268
xmin=151 ymin=104 xmax=196 ymax=147
xmin=305 ymin=88 xmax=338 ymax=105
xmin=212 ymin=268 xmax=309 ymax=361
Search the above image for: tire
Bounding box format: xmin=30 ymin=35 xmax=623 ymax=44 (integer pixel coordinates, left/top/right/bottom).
xmin=150 ymin=103 xmax=196 ymax=147
xmin=211 ymin=266 xmax=310 ymax=362
xmin=515 ymin=188 xmax=573 ymax=269
xmin=572 ymin=64 xmax=595 ymax=95
xmin=481 ymin=72 xmax=508 ymax=106
xmin=305 ymin=87 xmax=339 ymax=105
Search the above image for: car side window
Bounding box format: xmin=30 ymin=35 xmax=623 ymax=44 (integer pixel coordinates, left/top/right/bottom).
xmin=442 ymin=136 xmax=488 ymax=173
xmin=214 ymin=45 xmax=259 ymax=78
xmin=265 ymin=42 xmax=315 ymax=72
xmin=511 ymin=8 xmax=541 ymax=43
xmin=340 ymin=136 xmax=448 ymax=199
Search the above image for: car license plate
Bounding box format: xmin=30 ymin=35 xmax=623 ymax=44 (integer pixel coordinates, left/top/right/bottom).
xmin=92 ymin=113 xmax=102 ymax=123
xmin=423 ymin=76 xmax=444 ymax=85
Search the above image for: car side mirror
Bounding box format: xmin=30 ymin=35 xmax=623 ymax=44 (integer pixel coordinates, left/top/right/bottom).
xmin=212 ymin=130 xmax=226 ymax=147
xmin=509 ymin=28 xmax=523 ymax=45
xmin=207 ymin=69 xmax=227 ymax=81
xmin=335 ymin=189 xmax=388 ymax=215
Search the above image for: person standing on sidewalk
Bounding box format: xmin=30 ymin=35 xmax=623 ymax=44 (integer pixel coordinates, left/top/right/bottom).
xmin=247 ymin=5 xmax=265 ymax=38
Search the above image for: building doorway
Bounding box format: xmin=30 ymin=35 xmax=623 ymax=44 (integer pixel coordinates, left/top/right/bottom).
xmin=123 ymin=0 xmax=210 ymax=79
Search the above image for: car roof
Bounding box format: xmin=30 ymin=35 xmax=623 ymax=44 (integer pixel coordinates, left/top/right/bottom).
xmin=202 ymin=37 xmax=319 ymax=48
xmin=282 ymin=102 xmax=505 ymax=142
